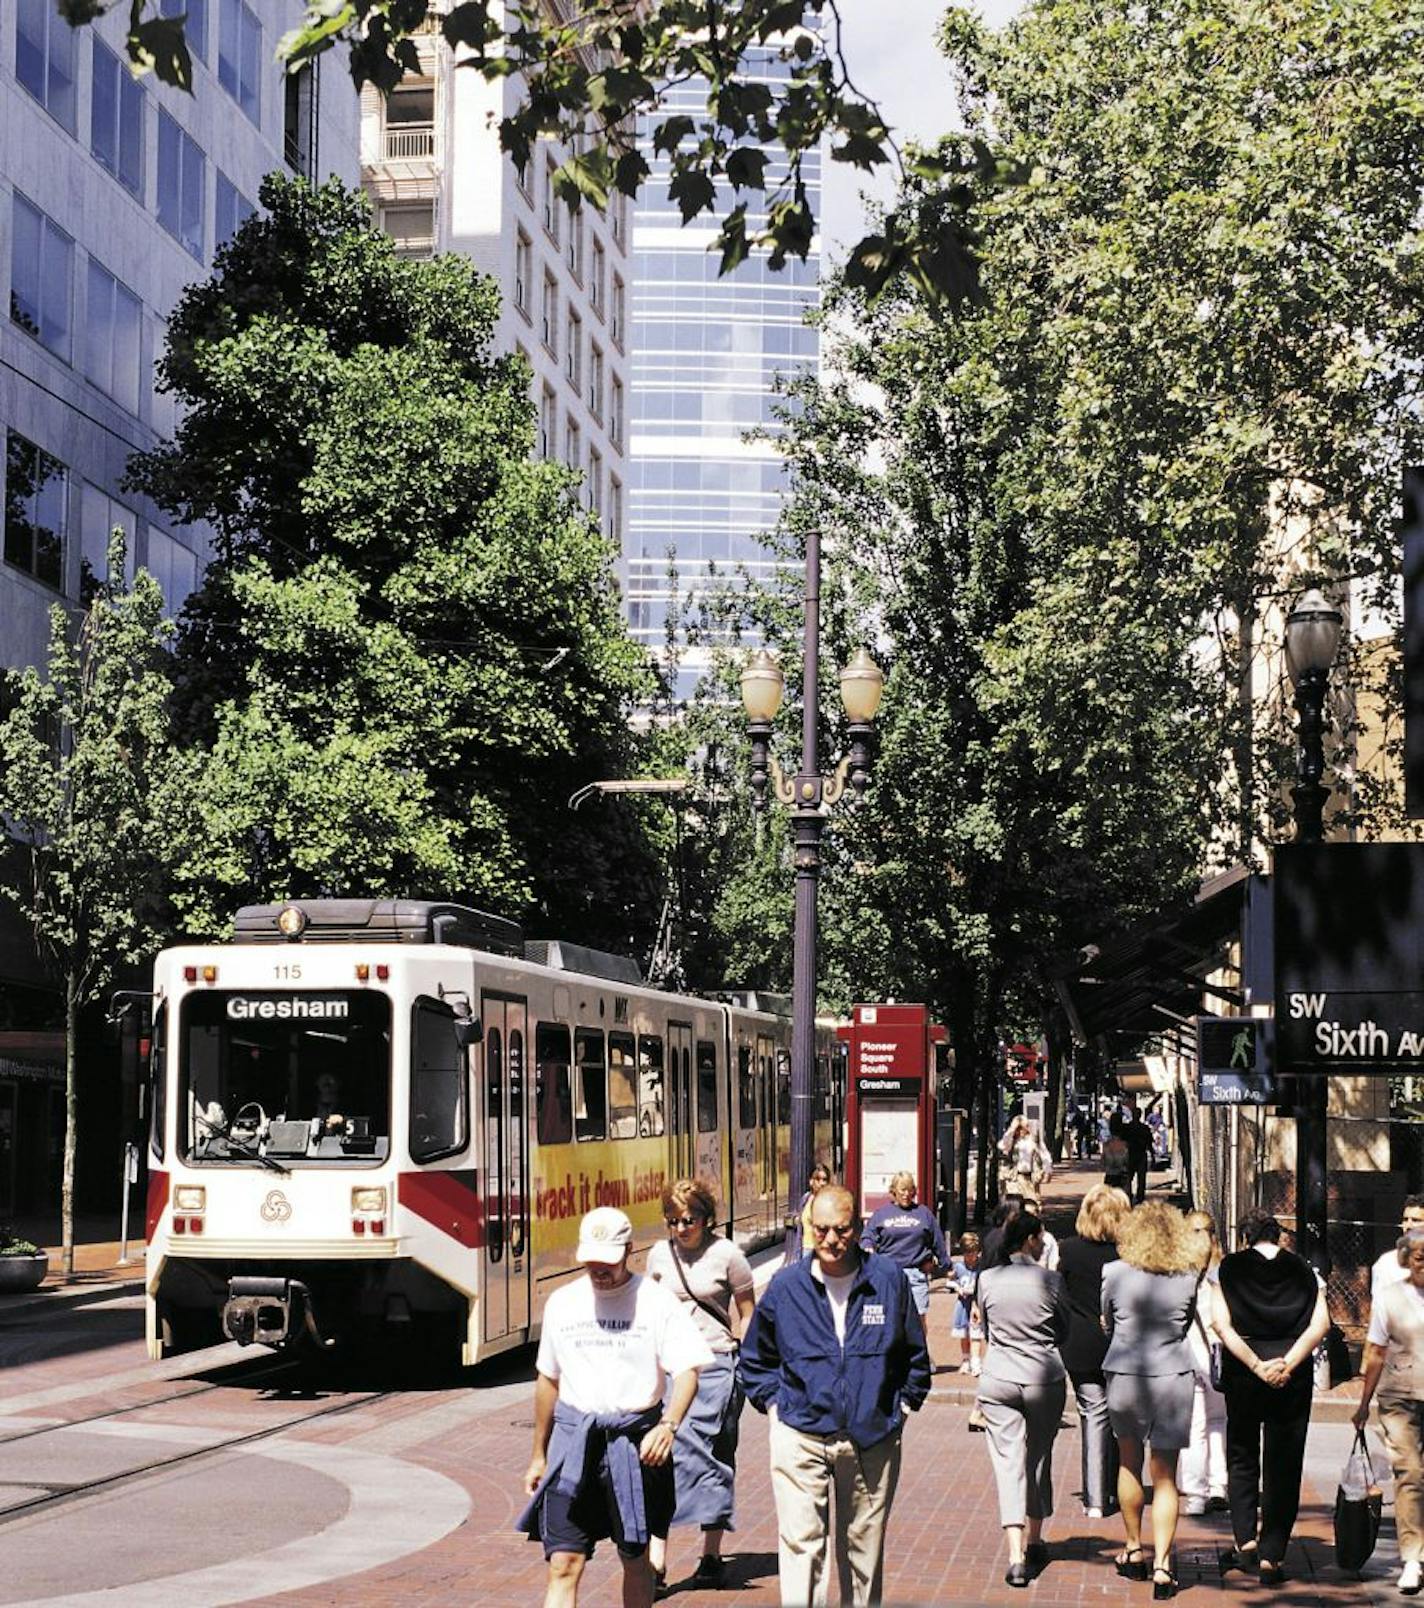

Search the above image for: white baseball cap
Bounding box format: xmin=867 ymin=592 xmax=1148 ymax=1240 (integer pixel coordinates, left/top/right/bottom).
xmin=577 ymin=1206 xmax=633 ymax=1264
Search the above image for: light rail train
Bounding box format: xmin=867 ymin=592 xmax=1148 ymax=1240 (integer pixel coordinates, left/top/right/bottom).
xmin=139 ymin=899 xmax=845 ymax=1365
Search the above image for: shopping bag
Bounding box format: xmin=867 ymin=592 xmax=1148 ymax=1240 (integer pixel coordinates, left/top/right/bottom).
xmin=1333 ymin=1428 xmax=1383 ymax=1571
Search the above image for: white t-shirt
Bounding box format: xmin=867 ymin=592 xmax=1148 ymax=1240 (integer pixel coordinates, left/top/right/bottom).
xmin=1373 ymin=1248 xmax=1409 ymax=1300
xmin=536 ymin=1271 xmax=714 ymax=1414
xmin=817 ymin=1266 xmax=856 ymax=1345
xmin=1368 ymin=1278 xmax=1424 ymax=1346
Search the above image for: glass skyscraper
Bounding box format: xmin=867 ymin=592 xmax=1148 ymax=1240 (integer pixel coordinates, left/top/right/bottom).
xmin=627 ymin=53 xmax=821 ymax=699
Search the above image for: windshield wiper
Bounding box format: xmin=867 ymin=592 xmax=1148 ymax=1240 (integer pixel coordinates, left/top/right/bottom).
xmin=193 ymin=1108 xmax=290 ymax=1175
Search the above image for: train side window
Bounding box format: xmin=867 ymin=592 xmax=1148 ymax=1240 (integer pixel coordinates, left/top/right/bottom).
xmin=696 ymin=1040 xmax=718 ymax=1133
xmin=738 ymin=1045 xmax=755 ymax=1128
xmin=535 ymin=1022 xmax=573 ymax=1145
xmin=574 ymin=1028 xmax=607 ymax=1141
xmin=638 ymin=1035 xmax=665 ymax=1136
xmin=608 ymin=1031 xmax=637 ymax=1139
xmin=814 ymin=1052 xmax=831 ymax=1121
xmin=508 ymin=1026 xmax=526 ymax=1257
xmin=777 ymin=1050 xmax=791 ymax=1125
xmin=486 ymin=1026 xmax=505 ymax=1262
xmin=148 ymin=1001 xmax=167 ymax=1161
xmin=410 ymin=997 xmax=468 ymax=1162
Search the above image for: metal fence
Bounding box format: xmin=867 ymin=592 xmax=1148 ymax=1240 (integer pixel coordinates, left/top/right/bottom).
xmin=1187 ymin=1097 xmax=1424 ymax=1344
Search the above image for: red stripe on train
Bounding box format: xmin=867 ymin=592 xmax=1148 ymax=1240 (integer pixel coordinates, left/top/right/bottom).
xmin=146 ymin=1170 xmax=169 ymax=1240
xmin=399 ymin=1170 xmax=483 ymax=1248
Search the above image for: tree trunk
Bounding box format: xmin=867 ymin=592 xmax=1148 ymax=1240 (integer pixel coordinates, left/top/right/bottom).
xmin=62 ymin=975 xmax=79 ymax=1281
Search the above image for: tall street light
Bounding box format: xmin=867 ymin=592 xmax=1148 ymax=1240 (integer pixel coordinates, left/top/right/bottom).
xmin=1284 ymin=586 xmax=1343 ymax=1275
xmin=739 ymin=528 xmax=884 ymax=1207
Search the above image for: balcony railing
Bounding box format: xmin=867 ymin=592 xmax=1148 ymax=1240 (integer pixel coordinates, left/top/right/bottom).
xmin=384 ymin=125 xmax=436 ymax=161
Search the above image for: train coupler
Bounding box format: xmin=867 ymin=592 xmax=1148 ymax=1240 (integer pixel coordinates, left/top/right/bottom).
xmin=222 ymin=1276 xmax=335 ymax=1349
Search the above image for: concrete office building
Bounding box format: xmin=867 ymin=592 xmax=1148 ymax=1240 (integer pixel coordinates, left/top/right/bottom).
xmin=360 ymin=20 xmax=632 ymax=548
xmin=626 ymin=52 xmax=822 ymax=700
xmin=0 ymin=0 xmax=359 ymax=1215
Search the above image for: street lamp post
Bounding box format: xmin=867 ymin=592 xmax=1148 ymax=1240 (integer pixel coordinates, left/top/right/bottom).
xmin=740 ymin=527 xmax=884 ymax=1206
xmin=1284 ymin=587 xmax=1343 ymax=1276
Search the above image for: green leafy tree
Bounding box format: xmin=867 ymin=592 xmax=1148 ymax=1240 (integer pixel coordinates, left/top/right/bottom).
xmin=0 ymin=536 xmax=172 ymax=1276
xmin=129 ymin=175 xmax=662 ymax=949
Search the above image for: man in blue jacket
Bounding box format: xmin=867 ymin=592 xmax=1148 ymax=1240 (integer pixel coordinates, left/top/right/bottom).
xmin=739 ymin=1185 xmax=931 ymax=1605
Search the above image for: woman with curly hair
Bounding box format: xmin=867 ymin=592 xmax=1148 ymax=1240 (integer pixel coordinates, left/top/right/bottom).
xmin=1101 ymin=1202 xmax=1201 ymax=1600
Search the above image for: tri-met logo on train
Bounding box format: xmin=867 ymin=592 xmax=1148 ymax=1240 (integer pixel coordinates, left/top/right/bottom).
xmin=224 ymin=997 xmax=351 ymax=1020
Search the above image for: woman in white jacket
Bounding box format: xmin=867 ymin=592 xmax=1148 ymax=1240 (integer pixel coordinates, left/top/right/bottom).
xmin=1178 ymin=1211 xmax=1228 ymax=1515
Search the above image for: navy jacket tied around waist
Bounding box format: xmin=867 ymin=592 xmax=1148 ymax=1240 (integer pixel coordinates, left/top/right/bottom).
xmin=516 ymin=1401 xmax=661 ymax=1546
xmin=737 ymin=1252 xmax=931 ymax=1448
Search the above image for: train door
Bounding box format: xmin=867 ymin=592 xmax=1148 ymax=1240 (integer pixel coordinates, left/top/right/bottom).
xmin=481 ymin=993 xmax=531 ymax=1344
xmin=756 ymin=1034 xmax=775 ymax=1237
xmin=668 ymin=1020 xmax=694 ymax=1180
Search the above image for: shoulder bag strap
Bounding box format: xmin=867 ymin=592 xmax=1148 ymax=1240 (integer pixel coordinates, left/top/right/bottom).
xmin=669 ymin=1238 xmax=738 ymax=1345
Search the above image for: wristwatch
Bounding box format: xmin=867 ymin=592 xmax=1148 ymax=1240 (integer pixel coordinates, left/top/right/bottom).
xmin=660 ymin=1418 xmax=681 ymax=1434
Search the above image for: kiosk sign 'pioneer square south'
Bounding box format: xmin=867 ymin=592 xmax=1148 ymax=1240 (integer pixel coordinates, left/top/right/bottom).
xmin=1275 ymin=843 xmax=1424 ymax=1070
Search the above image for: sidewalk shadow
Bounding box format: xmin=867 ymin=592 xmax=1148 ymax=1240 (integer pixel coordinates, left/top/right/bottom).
xmin=661 ymin=1551 xmax=777 ymax=1596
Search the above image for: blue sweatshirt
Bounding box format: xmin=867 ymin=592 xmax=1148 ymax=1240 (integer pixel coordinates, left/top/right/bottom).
xmin=738 ymin=1251 xmax=931 ymax=1448
xmin=863 ymin=1202 xmax=948 ymax=1274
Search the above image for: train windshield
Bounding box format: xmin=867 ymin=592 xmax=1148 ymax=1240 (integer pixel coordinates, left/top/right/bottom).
xmin=179 ymin=991 xmax=392 ymax=1165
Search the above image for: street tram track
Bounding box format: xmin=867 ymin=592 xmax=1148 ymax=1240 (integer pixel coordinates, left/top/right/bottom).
xmin=0 ymin=1378 xmax=396 ymax=1528
xmin=0 ymin=1351 xmax=306 ymax=1450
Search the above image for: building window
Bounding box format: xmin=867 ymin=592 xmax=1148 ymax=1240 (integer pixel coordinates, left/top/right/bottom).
xmin=85 ymin=259 xmax=143 ymax=415
xmin=284 ymin=63 xmax=317 ymax=176
xmin=145 ymin=527 xmax=198 ymax=613
xmin=514 ymin=232 xmax=532 ymax=319
xmin=565 ymin=209 xmax=583 ymax=280
xmin=539 ymin=386 xmax=557 ymax=459
xmin=160 ymin=0 xmax=207 ymax=61
xmin=610 ymin=273 xmax=625 ymax=348
xmin=157 ymin=110 xmax=206 ymax=261
xmin=515 ymin=154 xmax=532 ymax=200
xmin=381 ymin=203 xmax=434 ymax=258
xmin=10 ymin=194 xmax=72 ymax=361
xmin=610 ymin=190 xmax=627 ymax=250
xmin=607 ymin=474 xmax=622 ymax=543
xmin=79 ymin=484 xmax=136 ymax=603
xmin=4 ymin=432 xmax=67 ymax=592
xmin=15 ymin=0 xmax=77 ymax=132
xmin=609 ymin=375 xmax=624 ymax=449
xmin=588 ymin=344 xmax=604 ymax=420
xmin=590 ymin=237 xmax=605 ymax=317
xmin=542 ymin=156 xmax=561 ymax=245
xmin=383 ymin=73 xmax=433 ymax=160
xmin=91 ymin=40 xmax=144 ymax=197
xmin=218 ymin=0 xmax=261 ymax=123
xmin=565 ymin=309 xmax=581 ymax=389
xmin=587 ymin=447 xmax=602 ymax=517
xmin=541 ymin=271 xmax=558 ymax=354
xmin=215 ymin=171 xmax=256 ymax=251
xmin=565 ymin=417 xmax=580 ymax=473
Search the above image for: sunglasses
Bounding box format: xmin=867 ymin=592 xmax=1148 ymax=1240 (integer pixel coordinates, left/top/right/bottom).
xmin=665 ymin=1216 xmax=704 ymax=1229
xmin=812 ymin=1221 xmax=856 ymax=1239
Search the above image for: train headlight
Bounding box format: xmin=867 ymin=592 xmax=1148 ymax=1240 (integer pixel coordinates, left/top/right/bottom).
xmin=174 ymin=1185 xmax=206 ymax=1213
xmin=277 ymin=905 xmax=308 ymax=939
xmin=351 ymin=1187 xmax=387 ymax=1215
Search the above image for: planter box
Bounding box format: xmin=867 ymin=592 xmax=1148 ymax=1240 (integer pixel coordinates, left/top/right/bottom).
xmin=0 ymin=1252 xmax=49 ymax=1293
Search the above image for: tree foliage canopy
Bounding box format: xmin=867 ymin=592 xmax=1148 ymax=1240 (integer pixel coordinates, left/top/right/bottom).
xmin=129 ymin=176 xmax=662 ymax=948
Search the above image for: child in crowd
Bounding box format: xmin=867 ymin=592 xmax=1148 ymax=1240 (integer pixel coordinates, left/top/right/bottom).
xmin=951 ymin=1232 xmax=984 ymax=1374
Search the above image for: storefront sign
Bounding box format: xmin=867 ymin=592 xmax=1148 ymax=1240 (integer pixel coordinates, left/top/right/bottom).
xmin=1275 ymin=843 xmax=1424 ymax=1070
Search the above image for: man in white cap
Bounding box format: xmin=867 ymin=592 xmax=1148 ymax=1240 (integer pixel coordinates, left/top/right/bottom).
xmin=518 ymin=1206 xmax=713 ymax=1607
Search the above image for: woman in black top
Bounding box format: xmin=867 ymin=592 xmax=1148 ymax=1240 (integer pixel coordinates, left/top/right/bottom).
xmin=1210 ymin=1209 xmax=1330 ymax=1584
xmin=1056 ymin=1184 xmax=1131 ymax=1517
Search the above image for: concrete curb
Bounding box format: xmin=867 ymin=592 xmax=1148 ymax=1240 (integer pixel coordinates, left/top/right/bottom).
xmin=926 ymin=1381 xmax=1366 ymax=1422
xmin=0 ymin=1273 xmax=146 ymax=1319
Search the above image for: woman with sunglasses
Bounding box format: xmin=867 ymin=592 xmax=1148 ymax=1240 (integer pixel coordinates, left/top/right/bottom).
xmin=647 ymin=1177 xmax=757 ymax=1594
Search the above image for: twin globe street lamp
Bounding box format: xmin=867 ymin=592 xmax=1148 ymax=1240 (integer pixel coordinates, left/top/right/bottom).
xmin=1283 ymin=585 xmax=1344 ymax=1276
xmin=738 ymin=527 xmax=885 ymax=1207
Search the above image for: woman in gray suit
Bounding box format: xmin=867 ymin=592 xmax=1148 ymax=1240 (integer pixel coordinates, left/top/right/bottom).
xmin=975 ymin=1210 xmax=1073 ymax=1588
xmin=1101 ymin=1202 xmax=1202 ymax=1601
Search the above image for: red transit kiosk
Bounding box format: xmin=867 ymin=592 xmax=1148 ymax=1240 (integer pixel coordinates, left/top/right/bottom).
xmin=840 ymin=1003 xmax=947 ymax=1216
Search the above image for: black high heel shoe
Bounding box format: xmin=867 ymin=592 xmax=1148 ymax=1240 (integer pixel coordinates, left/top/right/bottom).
xmin=1115 ymin=1546 xmax=1148 ymax=1581
xmin=1152 ymin=1564 xmax=1178 ymax=1600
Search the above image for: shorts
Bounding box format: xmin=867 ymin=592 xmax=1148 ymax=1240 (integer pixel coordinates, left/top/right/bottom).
xmin=1105 ymin=1369 xmax=1194 ymax=1453
xmin=951 ymin=1296 xmax=980 ymax=1338
xmin=540 ymin=1448 xmax=676 ymax=1559
xmin=904 ymin=1266 xmax=930 ymax=1316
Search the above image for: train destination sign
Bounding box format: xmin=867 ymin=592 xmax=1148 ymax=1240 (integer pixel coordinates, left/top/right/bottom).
xmin=1196 ymin=1017 xmax=1274 ymax=1104
xmin=1275 ymin=842 xmax=1424 ymax=1071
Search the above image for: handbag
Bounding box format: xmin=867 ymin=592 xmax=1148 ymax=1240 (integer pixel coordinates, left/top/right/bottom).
xmin=1333 ymin=1427 xmax=1384 ymax=1571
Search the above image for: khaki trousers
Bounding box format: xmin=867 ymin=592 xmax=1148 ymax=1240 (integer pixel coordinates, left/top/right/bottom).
xmin=1378 ymin=1399 xmax=1424 ymax=1564
xmin=768 ymin=1413 xmax=902 ymax=1606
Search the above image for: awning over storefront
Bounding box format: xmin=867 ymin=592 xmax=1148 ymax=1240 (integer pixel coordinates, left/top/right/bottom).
xmin=1053 ymin=866 xmax=1250 ymax=1046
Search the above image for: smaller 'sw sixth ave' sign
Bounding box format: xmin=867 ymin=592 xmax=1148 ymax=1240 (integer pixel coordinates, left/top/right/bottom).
xmin=1197 ymin=1017 xmax=1275 ymax=1104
